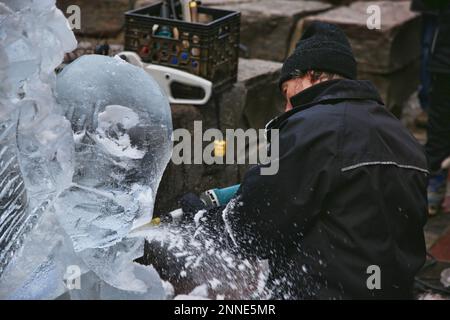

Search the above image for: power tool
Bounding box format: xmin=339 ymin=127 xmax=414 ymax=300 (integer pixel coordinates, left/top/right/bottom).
xmin=199 ymin=184 xmax=240 ymax=208
xmin=116 ymin=51 xmax=212 ymax=105
xmin=144 ymin=184 xmax=241 ymax=227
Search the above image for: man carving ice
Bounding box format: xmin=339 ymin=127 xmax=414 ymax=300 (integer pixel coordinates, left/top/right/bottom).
xmin=182 ymin=22 xmax=428 ymax=299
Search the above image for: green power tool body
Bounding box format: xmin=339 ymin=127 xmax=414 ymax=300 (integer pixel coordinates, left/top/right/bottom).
xmin=199 ymin=184 xmax=241 ymax=208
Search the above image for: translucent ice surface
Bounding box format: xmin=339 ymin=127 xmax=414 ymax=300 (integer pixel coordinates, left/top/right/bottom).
xmin=0 ymin=0 xmax=76 ymax=280
xmin=55 ymin=55 xmax=173 ymax=251
xmin=0 ymin=0 xmax=171 ymax=300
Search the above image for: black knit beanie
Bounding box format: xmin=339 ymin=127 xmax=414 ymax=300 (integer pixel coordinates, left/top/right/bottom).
xmin=279 ymin=22 xmax=357 ymax=89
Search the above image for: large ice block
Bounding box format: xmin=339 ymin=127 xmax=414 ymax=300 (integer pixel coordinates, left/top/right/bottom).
xmin=55 ymin=55 xmax=173 ymax=251
xmin=0 ymin=0 xmax=76 ymax=280
xmin=1 ymin=0 xmax=171 ymax=300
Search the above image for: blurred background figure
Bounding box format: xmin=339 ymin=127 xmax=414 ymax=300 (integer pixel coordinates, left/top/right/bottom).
xmin=411 ymin=0 xmax=438 ymax=128
xmin=422 ymin=0 xmax=450 ymax=216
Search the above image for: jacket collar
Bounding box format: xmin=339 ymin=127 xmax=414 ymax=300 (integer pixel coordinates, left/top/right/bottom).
xmin=267 ymin=79 xmax=383 ymax=131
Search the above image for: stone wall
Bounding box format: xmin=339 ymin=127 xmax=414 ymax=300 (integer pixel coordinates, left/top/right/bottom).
xmin=294 ymin=1 xmax=420 ymax=74
xmin=207 ymin=0 xmax=332 ymax=62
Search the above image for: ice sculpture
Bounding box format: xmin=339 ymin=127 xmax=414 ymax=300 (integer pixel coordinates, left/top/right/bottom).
xmin=55 ymin=55 xmax=173 ymax=247
xmin=0 ymin=0 xmax=172 ymax=299
xmin=55 ymin=55 xmax=173 ymax=297
xmin=0 ymin=0 xmax=76 ymax=284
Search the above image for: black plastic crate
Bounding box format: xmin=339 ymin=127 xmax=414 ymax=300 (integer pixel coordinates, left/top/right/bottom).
xmin=124 ymin=3 xmax=240 ymax=90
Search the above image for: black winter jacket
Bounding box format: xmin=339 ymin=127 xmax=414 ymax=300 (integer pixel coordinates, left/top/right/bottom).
xmin=222 ymin=79 xmax=428 ymax=299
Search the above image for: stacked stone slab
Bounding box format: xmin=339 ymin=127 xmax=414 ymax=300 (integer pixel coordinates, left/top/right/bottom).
xmin=291 ymin=1 xmax=421 ymax=115
xmin=204 ymin=0 xmax=332 ymax=62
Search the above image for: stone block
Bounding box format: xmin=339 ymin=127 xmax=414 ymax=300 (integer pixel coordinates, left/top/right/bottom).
xmin=359 ymin=60 xmax=420 ymax=115
xmin=134 ymin=0 xmax=160 ymax=8
xmin=294 ymin=1 xmax=421 ymax=74
xmin=63 ymin=42 xmax=124 ymax=64
xmin=223 ymin=58 xmax=284 ymax=130
xmin=203 ymin=0 xmax=260 ymax=5
xmin=211 ymin=0 xmax=332 ymax=62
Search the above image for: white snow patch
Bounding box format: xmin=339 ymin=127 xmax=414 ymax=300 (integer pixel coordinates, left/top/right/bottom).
xmin=208 ymin=278 xmax=222 ymax=290
xmin=174 ymin=294 xmax=209 ymax=300
xmin=189 ymin=284 xmax=209 ymax=298
xmin=194 ymin=210 xmax=206 ymax=227
xmin=162 ymin=281 xmax=175 ymax=299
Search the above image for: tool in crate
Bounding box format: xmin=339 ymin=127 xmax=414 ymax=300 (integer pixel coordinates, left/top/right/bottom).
xmin=116 ymin=51 xmax=212 ymax=105
xmin=124 ymin=1 xmax=240 ymax=90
